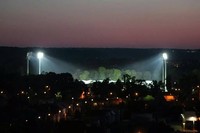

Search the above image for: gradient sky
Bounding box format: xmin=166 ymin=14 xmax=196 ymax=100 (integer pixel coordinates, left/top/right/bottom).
xmin=0 ymin=0 xmax=200 ymax=48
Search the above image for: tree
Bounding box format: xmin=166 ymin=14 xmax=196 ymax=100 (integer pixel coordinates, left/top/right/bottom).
xmin=89 ymin=70 xmax=98 ymax=80
xmin=112 ymin=69 xmax=121 ymax=81
xmin=124 ymin=70 xmax=132 ymax=76
xmin=123 ymin=74 xmax=131 ymax=83
xmin=73 ymin=69 xmax=81 ymax=79
xmin=98 ymin=67 xmax=106 ymax=80
xmin=131 ymin=70 xmax=137 ymax=77
xmin=178 ymin=70 xmax=200 ymax=102
xmin=79 ymin=70 xmax=90 ymax=80
xmin=106 ymin=69 xmax=113 ymax=80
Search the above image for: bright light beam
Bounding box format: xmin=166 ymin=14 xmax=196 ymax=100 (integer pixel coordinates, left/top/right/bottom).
xmin=162 ymin=53 xmax=168 ymax=60
xmin=37 ymin=52 xmax=44 ymax=75
xmin=162 ymin=52 xmax=168 ymax=92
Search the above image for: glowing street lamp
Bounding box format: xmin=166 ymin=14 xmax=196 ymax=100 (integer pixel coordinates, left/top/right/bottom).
xmin=162 ymin=53 xmax=168 ymax=92
xmin=188 ymin=116 xmax=197 ymax=131
xmin=37 ymin=52 xmax=44 ymax=75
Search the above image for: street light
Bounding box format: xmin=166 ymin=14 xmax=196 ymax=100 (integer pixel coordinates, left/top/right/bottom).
xmin=27 ymin=52 xmax=32 ymax=75
xmin=162 ymin=53 xmax=168 ymax=92
xmin=181 ymin=114 xmax=186 ymax=131
xmin=37 ymin=52 xmax=44 ymax=75
xmin=188 ymin=116 xmax=197 ymax=131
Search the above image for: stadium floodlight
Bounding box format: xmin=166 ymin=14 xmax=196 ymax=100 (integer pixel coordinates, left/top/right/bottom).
xmin=162 ymin=53 xmax=168 ymax=92
xmin=162 ymin=53 xmax=168 ymax=60
xmin=37 ymin=52 xmax=44 ymax=74
xmin=26 ymin=52 xmax=32 ymax=75
xmin=37 ymin=52 xmax=44 ymax=59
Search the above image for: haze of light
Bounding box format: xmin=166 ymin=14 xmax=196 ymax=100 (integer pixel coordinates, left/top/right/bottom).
xmin=0 ymin=0 xmax=200 ymax=49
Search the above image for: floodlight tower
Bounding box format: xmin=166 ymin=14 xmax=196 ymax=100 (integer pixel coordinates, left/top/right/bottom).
xmin=27 ymin=52 xmax=32 ymax=75
xmin=162 ymin=53 xmax=168 ymax=92
xmin=37 ymin=52 xmax=44 ymax=75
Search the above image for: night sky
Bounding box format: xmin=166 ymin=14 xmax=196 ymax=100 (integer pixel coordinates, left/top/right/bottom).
xmin=0 ymin=0 xmax=200 ymax=49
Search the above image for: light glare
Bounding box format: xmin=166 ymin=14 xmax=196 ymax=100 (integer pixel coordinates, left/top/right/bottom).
xmin=187 ymin=116 xmax=197 ymax=121
xmin=37 ymin=52 xmax=44 ymax=59
xmin=162 ymin=53 xmax=168 ymax=60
